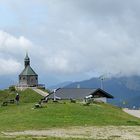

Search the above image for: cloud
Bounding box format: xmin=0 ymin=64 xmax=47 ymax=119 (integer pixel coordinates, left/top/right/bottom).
xmin=0 ymin=30 xmax=32 ymax=75
xmin=0 ymin=58 xmax=21 ymax=75
xmin=1 ymin=0 xmax=140 ymax=82
xmin=38 ymin=0 xmax=140 ymax=77
xmin=0 ymin=30 xmax=32 ymax=54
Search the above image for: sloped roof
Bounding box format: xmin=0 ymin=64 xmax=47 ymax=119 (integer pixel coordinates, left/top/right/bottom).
xmin=91 ymin=88 xmax=114 ymax=98
xmin=48 ymin=88 xmax=114 ymax=99
xmin=19 ymin=65 xmax=37 ymax=76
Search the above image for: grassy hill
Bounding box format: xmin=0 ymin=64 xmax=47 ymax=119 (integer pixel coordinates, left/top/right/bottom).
xmin=0 ymin=89 xmax=140 ymax=131
xmin=0 ymin=88 xmax=43 ymax=103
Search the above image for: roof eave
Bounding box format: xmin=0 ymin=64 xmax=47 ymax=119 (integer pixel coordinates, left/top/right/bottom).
xmin=93 ymin=88 xmax=114 ymax=99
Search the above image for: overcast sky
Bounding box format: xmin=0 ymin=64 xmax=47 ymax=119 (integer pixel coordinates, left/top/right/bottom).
xmin=0 ymin=0 xmax=140 ymax=87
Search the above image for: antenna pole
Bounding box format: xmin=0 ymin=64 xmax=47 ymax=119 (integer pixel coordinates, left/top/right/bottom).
xmin=101 ymin=78 xmax=103 ymax=89
xmin=99 ymin=75 xmax=104 ymax=90
xmin=53 ymin=89 xmax=56 ymax=101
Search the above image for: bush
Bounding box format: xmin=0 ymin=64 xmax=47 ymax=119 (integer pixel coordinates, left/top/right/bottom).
xmin=9 ymin=86 xmax=16 ymax=92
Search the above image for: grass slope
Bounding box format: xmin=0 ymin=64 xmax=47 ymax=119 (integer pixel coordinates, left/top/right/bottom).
xmin=0 ymin=90 xmax=11 ymax=102
xmin=0 ymin=89 xmax=140 ymax=132
xmin=18 ymin=89 xmax=43 ymax=103
xmin=0 ymin=89 xmax=43 ymax=103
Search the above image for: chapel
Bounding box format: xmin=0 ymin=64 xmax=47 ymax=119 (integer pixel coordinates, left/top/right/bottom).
xmin=19 ymin=53 xmax=38 ymax=87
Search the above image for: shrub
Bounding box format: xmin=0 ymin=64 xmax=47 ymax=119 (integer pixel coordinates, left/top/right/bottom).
xmin=9 ymin=86 xmax=16 ymax=92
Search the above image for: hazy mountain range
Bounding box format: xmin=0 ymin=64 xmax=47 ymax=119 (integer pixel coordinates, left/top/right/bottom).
xmin=50 ymin=76 xmax=140 ymax=108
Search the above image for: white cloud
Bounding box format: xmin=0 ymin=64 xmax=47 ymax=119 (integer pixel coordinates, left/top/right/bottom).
xmin=0 ymin=58 xmax=21 ymax=75
xmin=0 ymin=30 xmax=33 ymax=75
xmin=1 ymin=0 xmax=140 ymax=82
xmin=38 ymin=0 xmax=140 ymax=78
xmin=0 ymin=30 xmax=32 ymax=54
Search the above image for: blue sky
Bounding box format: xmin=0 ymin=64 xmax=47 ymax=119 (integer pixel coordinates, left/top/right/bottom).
xmin=0 ymin=0 xmax=140 ymax=88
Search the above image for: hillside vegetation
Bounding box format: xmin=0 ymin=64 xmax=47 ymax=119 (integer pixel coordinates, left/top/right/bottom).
xmin=0 ymin=88 xmax=43 ymax=103
xmin=0 ymin=88 xmax=140 ymax=133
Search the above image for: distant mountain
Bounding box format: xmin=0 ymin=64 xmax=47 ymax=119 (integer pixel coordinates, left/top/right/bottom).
xmin=64 ymin=76 xmax=140 ymax=108
xmin=48 ymin=81 xmax=72 ymax=90
xmin=0 ymin=75 xmax=17 ymax=89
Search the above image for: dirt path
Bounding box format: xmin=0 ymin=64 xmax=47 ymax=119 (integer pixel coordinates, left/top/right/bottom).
xmin=123 ymin=108 xmax=140 ymax=118
xmin=2 ymin=126 xmax=140 ymax=140
xmin=33 ymin=88 xmax=49 ymax=97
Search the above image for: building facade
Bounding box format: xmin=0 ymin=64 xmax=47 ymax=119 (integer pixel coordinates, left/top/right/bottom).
xmin=19 ymin=53 xmax=38 ymax=87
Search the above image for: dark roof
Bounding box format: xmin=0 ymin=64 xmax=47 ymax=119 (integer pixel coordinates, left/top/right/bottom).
xmin=48 ymin=88 xmax=114 ymax=99
xmin=91 ymin=88 xmax=114 ymax=98
xmin=19 ymin=65 xmax=37 ymax=76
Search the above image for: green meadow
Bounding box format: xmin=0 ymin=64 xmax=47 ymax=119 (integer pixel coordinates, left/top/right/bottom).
xmin=0 ymin=89 xmax=140 ymax=140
